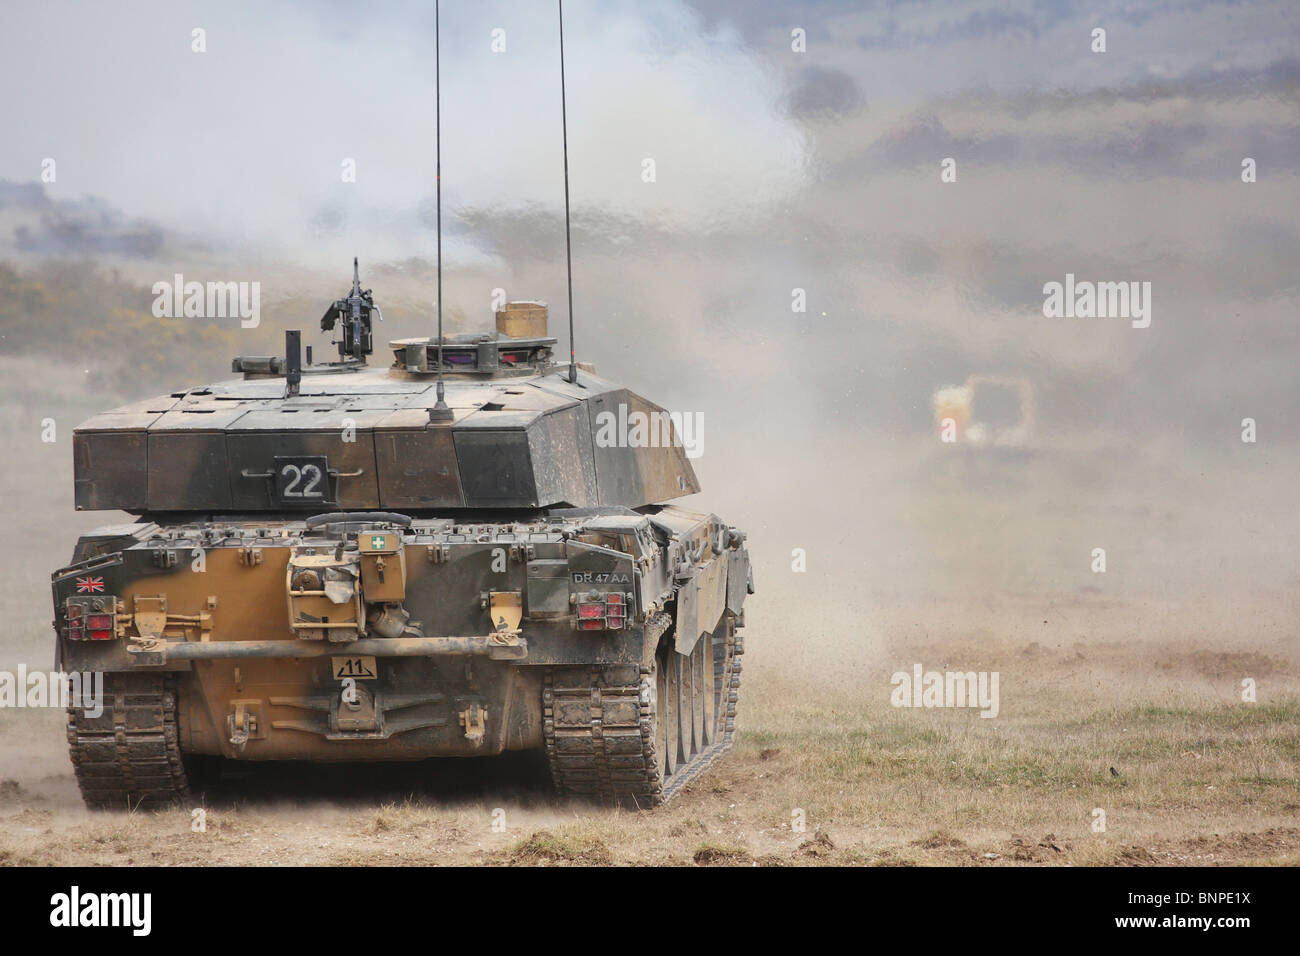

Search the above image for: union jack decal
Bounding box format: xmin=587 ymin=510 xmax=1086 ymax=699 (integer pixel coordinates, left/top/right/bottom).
xmin=75 ymin=576 xmax=105 ymax=593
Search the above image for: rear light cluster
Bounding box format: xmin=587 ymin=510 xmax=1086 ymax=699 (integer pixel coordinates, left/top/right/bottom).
xmin=65 ymin=598 xmax=117 ymax=641
xmin=575 ymin=592 xmax=627 ymax=631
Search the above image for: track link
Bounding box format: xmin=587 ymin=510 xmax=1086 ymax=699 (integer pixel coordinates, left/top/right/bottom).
xmin=67 ymin=672 xmax=191 ymax=811
xmin=544 ymin=613 xmax=743 ymax=807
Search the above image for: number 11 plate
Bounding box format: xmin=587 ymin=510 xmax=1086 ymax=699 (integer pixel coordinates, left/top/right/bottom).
xmin=332 ymin=656 xmax=378 ymax=680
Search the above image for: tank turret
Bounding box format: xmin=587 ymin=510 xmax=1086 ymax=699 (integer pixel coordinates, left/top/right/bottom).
xmin=73 ymin=263 xmax=700 ymax=514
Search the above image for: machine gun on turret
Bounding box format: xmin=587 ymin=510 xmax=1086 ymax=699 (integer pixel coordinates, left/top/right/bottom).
xmin=320 ymin=257 xmax=382 ymax=361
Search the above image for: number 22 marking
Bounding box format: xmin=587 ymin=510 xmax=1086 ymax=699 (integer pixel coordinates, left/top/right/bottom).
xmin=281 ymin=463 xmax=323 ymax=497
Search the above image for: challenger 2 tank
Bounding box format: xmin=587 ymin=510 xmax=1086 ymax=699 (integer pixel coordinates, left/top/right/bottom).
xmin=52 ymin=263 xmax=752 ymax=809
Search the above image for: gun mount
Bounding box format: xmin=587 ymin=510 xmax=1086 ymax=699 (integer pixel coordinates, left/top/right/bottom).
xmin=320 ymin=257 xmax=382 ymax=361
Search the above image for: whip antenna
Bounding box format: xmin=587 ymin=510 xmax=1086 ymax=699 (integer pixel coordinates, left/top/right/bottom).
xmin=429 ymin=0 xmax=453 ymax=422
xmin=559 ymin=0 xmax=578 ymax=384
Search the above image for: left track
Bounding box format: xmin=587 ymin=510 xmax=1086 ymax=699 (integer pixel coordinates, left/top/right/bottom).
xmin=67 ymin=673 xmax=192 ymax=811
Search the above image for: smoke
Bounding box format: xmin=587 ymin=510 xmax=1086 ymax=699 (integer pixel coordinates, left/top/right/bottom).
xmin=1 ymin=0 xmax=806 ymax=263
xmin=3 ymin=0 xmax=1299 ymax=672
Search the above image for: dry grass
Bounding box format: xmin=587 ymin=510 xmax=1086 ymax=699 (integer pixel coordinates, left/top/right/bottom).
xmin=3 ymin=399 xmax=1297 ymax=865
xmin=500 ymin=829 xmax=613 ymax=866
xmin=1 ymin=617 xmax=1296 ymax=866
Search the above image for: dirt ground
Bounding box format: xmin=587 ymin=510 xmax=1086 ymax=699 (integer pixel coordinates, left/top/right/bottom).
xmin=2 ymin=595 xmax=1296 ymax=867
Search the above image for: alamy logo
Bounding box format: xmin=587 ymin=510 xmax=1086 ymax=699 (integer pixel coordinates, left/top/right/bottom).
xmin=890 ymin=663 xmax=999 ymax=718
xmin=0 ymin=666 xmax=102 ymax=718
xmin=151 ymin=274 xmax=261 ymax=328
xmin=1042 ymin=273 xmax=1151 ymax=328
xmin=593 ymin=403 xmax=704 ymax=459
xmin=49 ymin=886 xmax=151 ymax=936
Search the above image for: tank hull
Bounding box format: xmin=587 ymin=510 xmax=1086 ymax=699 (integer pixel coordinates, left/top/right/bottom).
xmin=54 ymin=507 xmax=751 ymax=807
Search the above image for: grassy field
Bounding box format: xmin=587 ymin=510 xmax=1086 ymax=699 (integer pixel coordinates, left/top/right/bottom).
xmin=2 ymin=611 xmax=1296 ymax=867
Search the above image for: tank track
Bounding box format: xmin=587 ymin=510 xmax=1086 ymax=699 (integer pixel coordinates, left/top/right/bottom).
xmin=544 ymin=612 xmax=743 ymax=807
xmin=66 ymin=672 xmax=192 ymax=811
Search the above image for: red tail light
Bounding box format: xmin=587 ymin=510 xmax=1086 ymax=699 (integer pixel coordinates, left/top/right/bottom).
xmin=605 ymin=594 xmax=625 ymax=629
xmin=64 ymin=595 xmax=117 ymax=641
xmin=573 ymin=593 xmax=630 ymax=631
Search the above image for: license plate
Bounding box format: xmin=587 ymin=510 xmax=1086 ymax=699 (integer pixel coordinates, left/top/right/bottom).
xmin=332 ymin=656 xmax=377 ymax=680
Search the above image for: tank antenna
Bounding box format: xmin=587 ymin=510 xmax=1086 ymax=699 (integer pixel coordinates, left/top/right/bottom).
xmin=559 ymin=0 xmax=578 ymax=384
xmin=429 ymin=0 xmax=453 ymax=423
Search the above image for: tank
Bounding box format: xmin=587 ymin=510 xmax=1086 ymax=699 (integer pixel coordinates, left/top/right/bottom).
xmin=52 ymin=262 xmax=753 ymax=809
